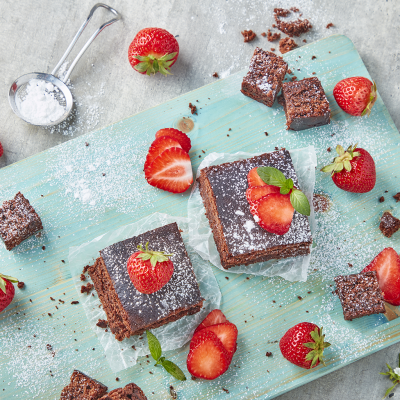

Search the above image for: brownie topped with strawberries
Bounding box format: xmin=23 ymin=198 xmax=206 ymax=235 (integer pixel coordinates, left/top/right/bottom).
xmin=89 ymin=223 xmax=203 ymax=341
xmin=198 ymin=149 xmax=312 ymax=269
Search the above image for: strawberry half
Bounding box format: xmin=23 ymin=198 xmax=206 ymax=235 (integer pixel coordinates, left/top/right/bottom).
xmin=362 ymin=248 xmax=400 ymax=306
xmin=0 ymin=273 xmax=18 ymax=313
xmin=247 ymin=167 xmax=266 ymax=187
xmin=145 ymin=147 xmax=193 ymax=193
xmin=201 ymin=322 xmax=238 ymax=356
xmin=193 ymin=309 xmax=228 ymax=335
xmin=246 ymin=185 xmax=280 ymax=204
xmin=144 ymin=136 xmax=182 ymax=171
xmin=155 ymin=128 xmax=191 ymax=153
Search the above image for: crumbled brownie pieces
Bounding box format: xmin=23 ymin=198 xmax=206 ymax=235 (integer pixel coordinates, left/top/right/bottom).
xmin=96 ymin=319 xmax=108 ymax=329
xmin=274 ymin=9 xmax=312 ymax=37
xmin=270 ymin=48 xmax=275 ymax=51
xmin=379 ymin=196 xmax=385 ymax=203
xmin=267 ymin=29 xmax=281 ymax=42
xmin=83 ymin=265 xmax=90 ymax=274
xmin=80 ymin=274 xmax=86 ymax=281
xmin=241 ymin=30 xmax=256 ymax=42
xmin=71 ymin=301 xmax=79 ymax=305
xmin=311 ymin=55 xmax=316 ymax=60
xmin=261 ymin=32 xmax=266 ymax=37
xmin=380 ymin=212 xmax=400 ymax=238
xmin=81 ymin=282 xmax=94 ymax=295
xmin=212 ymin=72 xmax=219 ymax=78
xmin=189 ymin=102 xmax=197 ymax=115
xmin=17 ymin=281 xmax=24 ymax=289
xmin=394 ymin=193 xmax=400 ymax=202
xmin=279 ymin=37 xmax=298 ymax=54
xmin=274 ymin=8 xmax=290 ymax=17
xmin=265 ymin=352 xmax=272 ymax=357
xmin=326 ymin=23 xmax=334 ymax=29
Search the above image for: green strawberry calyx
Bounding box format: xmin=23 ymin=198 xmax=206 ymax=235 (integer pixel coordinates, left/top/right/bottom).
xmin=303 ymin=326 xmax=331 ymax=368
xmin=0 ymin=273 xmax=18 ymax=294
xmin=257 ymin=166 xmax=311 ymax=216
xmin=134 ymin=52 xmax=178 ymax=76
xmin=361 ymin=80 xmax=377 ymax=117
xmin=135 ymin=242 xmax=173 ymax=267
xmin=320 ymin=144 xmax=360 ymax=176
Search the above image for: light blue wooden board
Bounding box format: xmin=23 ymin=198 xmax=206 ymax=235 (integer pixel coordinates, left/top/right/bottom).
xmin=0 ymin=34 xmax=399 ymax=399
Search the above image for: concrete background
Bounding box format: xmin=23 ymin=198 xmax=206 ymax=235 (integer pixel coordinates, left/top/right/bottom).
xmin=0 ymin=0 xmax=399 ymax=398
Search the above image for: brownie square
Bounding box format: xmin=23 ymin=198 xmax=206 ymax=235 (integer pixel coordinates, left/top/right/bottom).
xmin=99 ymin=383 xmax=147 ymax=400
xmin=0 ymin=192 xmax=43 ymax=250
xmin=198 ymin=149 xmax=312 ymax=269
xmin=334 ymin=271 xmax=385 ymax=321
xmin=89 ymin=223 xmax=204 ymax=341
xmin=60 ymin=370 xmax=108 ymax=400
xmin=241 ymin=47 xmax=288 ymax=107
xmin=379 ymin=211 xmax=400 ymax=238
xmin=279 ymin=77 xmax=331 ymax=131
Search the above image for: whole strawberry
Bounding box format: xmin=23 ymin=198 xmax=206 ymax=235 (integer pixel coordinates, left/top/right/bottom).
xmin=0 ymin=273 xmax=18 ymax=312
xmin=279 ymin=322 xmax=330 ymax=369
xmin=127 ymin=242 xmax=174 ymax=294
xmin=128 ymin=28 xmax=179 ymax=76
xmin=333 ymin=77 xmax=377 ymax=117
xmin=321 ymin=144 xmax=376 ymax=193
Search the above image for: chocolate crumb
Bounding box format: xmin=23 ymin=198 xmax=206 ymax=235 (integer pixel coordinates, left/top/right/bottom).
xmin=80 ymin=274 xmax=86 ymax=281
xmin=279 ymin=37 xmax=298 ymax=54
xmin=227 ymin=134 xmax=230 ymax=137
xmin=102 ymin=173 xmax=106 ymax=176
xmin=116 ymin=377 xmax=119 ymax=381
xmin=312 ymin=72 xmax=316 ymax=75
xmin=85 ymin=142 xmax=89 ymax=147
xmin=267 ymin=29 xmax=281 ymax=42
xmin=17 ymin=282 xmax=24 ymax=289
xmin=96 ymin=319 xmax=108 ymax=328
xmin=241 ymin=30 xmax=256 ymax=42
xmin=379 ymin=196 xmax=385 ymax=203
xmin=265 ymin=132 xmax=268 ymax=136
xmin=270 ymin=48 xmax=275 ymax=51
xmin=274 ymin=8 xmax=312 ymax=37
xmin=312 ymin=56 xmax=316 ymax=60
xmin=81 ymin=282 xmax=94 ymax=295
xmin=46 ymin=344 xmax=53 ymax=351
xmin=327 ymin=147 xmax=331 ymax=152
xmin=297 ymin=296 xmax=302 ymax=300
xmin=50 ymin=297 xmax=55 ymax=301
xmin=225 ymin=277 xmax=229 ymax=280
xmin=191 ymin=375 xmax=197 ymax=380
xmin=393 ymin=193 xmax=400 ymax=202
xmin=326 ymin=23 xmax=334 ymax=29
xmin=291 ymin=76 xmax=297 ymax=81
xmin=170 ymin=385 xmax=177 ymax=399
xmin=42 ymin=246 xmax=46 ymax=250
xmin=71 ymin=301 xmax=79 ymax=305
xmin=348 ymin=263 xmax=353 ymax=268
xmin=222 ymin=388 xmax=230 ymax=394
xmin=212 ymin=72 xmax=219 ymax=78
xmin=307 ymin=291 xmax=311 ymax=294
xmin=303 ymin=39 xmax=307 ymax=43
xmin=48 ymin=313 xmax=52 ymax=317
xmin=61 ymin=260 xmax=65 ymax=263
xmin=229 ymin=128 xmax=231 ymax=131
xmin=265 ymin=352 xmax=272 ymax=357
xmin=274 ymin=8 xmax=290 ymax=17
xmin=261 ymin=32 xmax=266 ymax=37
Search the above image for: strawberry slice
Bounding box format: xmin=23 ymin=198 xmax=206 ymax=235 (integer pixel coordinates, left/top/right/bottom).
xmin=155 ymin=128 xmax=191 ymax=153
xmin=362 ymin=248 xmax=400 ymax=305
xmin=187 ymin=330 xmax=231 ymax=380
xmin=246 ymin=185 xmax=281 ymax=204
xmin=193 ymin=309 xmax=228 ymax=335
xmin=202 ymin=322 xmax=238 ymax=355
xmin=144 ymin=136 xmax=182 ymax=171
xmin=145 ymin=147 xmax=193 ymax=193
xmin=247 ymin=167 xmax=266 ymax=187
xmin=254 ymin=193 xmax=294 ymax=235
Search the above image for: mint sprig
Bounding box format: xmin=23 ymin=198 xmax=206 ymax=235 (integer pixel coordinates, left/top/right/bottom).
xmin=146 ymin=330 xmax=186 ymax=381
xmin=380 ymin=353 xmax=400 ymax=399
xmin=256 ymin=167 xmax=311 ymax=216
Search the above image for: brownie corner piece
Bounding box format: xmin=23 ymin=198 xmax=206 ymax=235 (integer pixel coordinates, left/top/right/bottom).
xmin=379 ymin=211 xmax=400 ymax=238
xmin=241 ymin=47 xmax=288 ymax=107
xmin=0 ymin=191 xmax=43 ymax=250
xmin=281 ymin=77 xmax=331 ymax=131
xmin=60 ymin=370 xmax=108 ymax=400
xmin=334 ymin=271 xmax=385 ymax=321
xmin=99 ymin=383 xmax=147 ymax=400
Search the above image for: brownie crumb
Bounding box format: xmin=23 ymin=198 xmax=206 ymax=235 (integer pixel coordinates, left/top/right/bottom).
xmin=265 ymin=132 xmax=269 ymax=136
xmin=80 ymin=274 xmax=86 ymax=281
xmin=270 ymin=48 xmax=275 ymax=51
xmin=274 ymin=8 xmax=312 ymax=37
xmin=225 ymin=277 xmax=229 ymax=280
xmin=222 ymin=388 xmax=230 ymax=394
xmin=261 ymin=32 xmax=266 ymax=37
xmin=170 ymin=386 xmax=177 ymax=399
xmin=279 ymin=37 xmax=298 ymax=54
xmin=189 ymin=102 xmax=197 ymax=115
xmin=71 ymin=301 xmax=79 ymax=305
xmin=241 ymin=29 xmax=256 ymax=42
xmin=267 ymin=29 xmax=281 ymax=42
xmin=81 ymin=282 xmax=94 ymax=295
xmin=311 ymin=56 xmax=316 ymax=60
xmin=290 ymin=7 xmax=299 ymax=12
xmin=46 ymin=344 xmax=53 ymax=351
xmin=287 ymin=69 xmax=292 ymax=74
xmin=274 ymin=8 xmax=290 ymax=17
xmin=303 ymin=39 xmax=307 ymax=43
xmin=297 ymin=296 xmax=302 ymax=300
xmin=82 ymin=265 xmax=90 ymax=273
xmin=102 ymin=173 xmax=106 ymax=176
xmin=228 ymin=128 xmax=231 ymax=131
xmin=326 ymin=23 xmax=334 ymax=29
xmin=291 ymin=76 xmax=297 ymax=81
xmin=50 ymin=297 xmax=55 ymax=301
xmin=48 ymin=313 xmax=52 ymax=317
xmin=191 ymin=375 xmax=197 ymax=380
xmin=61 ymin=260 xmax=65 ymax=263
xmin=17 ymin=282 xmax=24 ymax=289
xmin=42 ymin=246 xmax=46 ymax=250
xmin=380 ymin=212 xmax=400 ymax=238
xmin=96 ymin=319 xmax=108 ymax=328
xmin=379 ymin=196 xmax=385 ymax=203
xmin=327 ymin=147 xmax=331 ymax=152
xmin=212 ymin=72 xmax=219 ymax=78
xmin=85 ymin=142 xmax=89 ymax=147
xmin=265 ymin=352 xmax=272 ymax=357
xmin=348 ymin=263 xmax=353 ymax=268
xmin=393 ymin=193 xmax=400 ymax=202
xmin=115 ymin=377 xmax=120 ymax=382
xmin=312 ymin=72 xmax=316 ymax=75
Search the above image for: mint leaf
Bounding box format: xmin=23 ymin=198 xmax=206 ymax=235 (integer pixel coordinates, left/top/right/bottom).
xmin=146 ymin=330 xmax=162 ymax=361
xmin=257 ymin=167 xmax=286 ymax=187
xmin=290 ymin=189 xmax=311 ymax=216
xmin=280 ymin=178 xmax=294 ymax=194
xmin=161 ymin=359 xmax=187 ymax=381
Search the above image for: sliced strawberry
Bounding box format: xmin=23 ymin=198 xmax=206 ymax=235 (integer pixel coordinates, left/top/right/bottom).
xmin=247 ymin=167 xmax=266 ymax=187
xmin=155 ymin=128 xmax=191 ymax=153
xmin=187 ymin=330 xmax=231 ymax=380
xmin=144 ymin=136 xmax=182 ymax=171
xmin=193 ymin=309 xmax=228 ymax=335
xmin=145 ymin=147 xmax=193 ymax=193
xmin=202 ymin=322 xmax=238 ymax=355
xmin=246 ymin=185 xmax=281 ymax=204
xmin=362 ymin=248 xmax=400 ymax=306
xmin=254 ymin=193 xmax=294 ymax=235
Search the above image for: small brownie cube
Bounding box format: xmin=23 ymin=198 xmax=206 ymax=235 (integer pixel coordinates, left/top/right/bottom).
xmin=60 ymin=370 xmax=108 ymax=400
xmin=278 ymin=77 xmax=330 ymax=131
xmin=380 ymin=211 xmax=400 ymax=238
xmin=0 ymin=192 xmax=43 ymax=250
xmin=241 ymin=47 xmax=288 ymax=107
xmin=99 ymin=383 xmax=147 ymax=400
xmin=334 ymin=271 xmax=385 ymax=321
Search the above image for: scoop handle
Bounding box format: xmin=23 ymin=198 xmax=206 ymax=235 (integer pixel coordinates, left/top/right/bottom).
xmin=51 ymin=3 xmax=121 ymax=83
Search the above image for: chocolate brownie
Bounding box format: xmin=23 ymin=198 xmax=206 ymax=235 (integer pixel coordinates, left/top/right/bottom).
xmin=60 ymin=370 xmax=108 ymax=400
xmin=198 ymin=149 xmax=312 ymax=269
xmin=0 ymin=192 xmax=43 ymax=250
xmin=241 ymin=47 xmax=288 ymax=107
xmin=89 ymin=223 xmax=204 ymax=341
xmin=334 ymin=271 xmax=385 ymax=321
xmin=278 ymin=77 xmax=330 ymax=131
xmin=379 ymin=211 xmax=400 ymax=238
xmin=99 ymin=383 xmax=147 ymax=400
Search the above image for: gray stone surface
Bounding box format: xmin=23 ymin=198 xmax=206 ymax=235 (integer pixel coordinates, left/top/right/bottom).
xmin=0 ymin=0 xmax=399 ymax=399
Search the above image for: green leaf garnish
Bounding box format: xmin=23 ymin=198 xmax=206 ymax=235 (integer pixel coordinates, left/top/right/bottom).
xmin=146 ymin=330 xmax=162 ymax=361
xmin=290 ymin=189 xmax=311 ymax=216
xmin=257 ymin=167 xmax=286 ymax=186
xmin=380 ymin=353 xmax=400 ymax=399
xmin=161 ymin=359 xmax=187 ymax=381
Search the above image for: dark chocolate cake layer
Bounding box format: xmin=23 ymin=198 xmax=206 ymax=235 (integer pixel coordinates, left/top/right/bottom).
xmin=60 ymin=370 xmax=108 ymax=400
xmin=89 ymin=223 xmax=203 ymax=341
xmin=198 ymin=150 xmax=312 ymax=269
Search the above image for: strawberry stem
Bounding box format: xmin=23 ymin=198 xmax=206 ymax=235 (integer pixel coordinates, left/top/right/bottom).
xmin=0 ymin=273 xmax=18 ymax=294
xmin=135 ymin=242 xmax=173 ymax=267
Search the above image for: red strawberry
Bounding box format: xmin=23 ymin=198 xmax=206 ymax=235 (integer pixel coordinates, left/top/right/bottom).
xmin=187 ymin=330 xmax=231 ymax=380
xmin=279 ymin=322 xmax=330 ymax=369
xmin=0 ymin=142 xmax=3 ymax=157
xmin=254 ymin=193 xmax=294 ymax=235
xmin=333 ymin=77 xmax=377 ymax=117
xmin=0 ymin=273 xmax=18 ymax=312
xmin=155 ymin=128 xmax=191 ymax=153
xmin=247 ymin=167 xmax=266 ymax=187
xmin=144 ymin=136 xmax=182 ymax=171
xmin=193 ymin=309 xmax=228 ymax=335
xmin=362 ymin=248 xmax=400 ymax=306
xmin=145 ymin=147 xmax=193 ymax=193
xmin=128 ymin=28 xmax=179 ymax=76
xmin=200 ymin=322 xmax=238 ymax=356
xmin=246 ymin=185 xmax=280 ymax=204
xmin=127 ymin=243 xmax=174 ymax=294
xmin=321 ymin=144 xmax=376 ymax=193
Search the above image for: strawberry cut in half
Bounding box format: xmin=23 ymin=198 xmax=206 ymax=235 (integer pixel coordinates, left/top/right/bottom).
xmin=247 ymin=167 xmax=267 ymax=187
xmin=193 ymin=309 xmax=228 ymax=335
xmin=201 ymin=322 xmax=238 ymax=357
xmin=144 ymin=136 xmax=182 ymax=171
xmin=362 ymin=248 xmax=400 ymax=306
xmin=246 ymin=185 xmax=281 ymax=204
xmin=155 ymin=128 xmax=191 ymax=153
xmin=145 ymin=147 xmax=193 ymax=193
